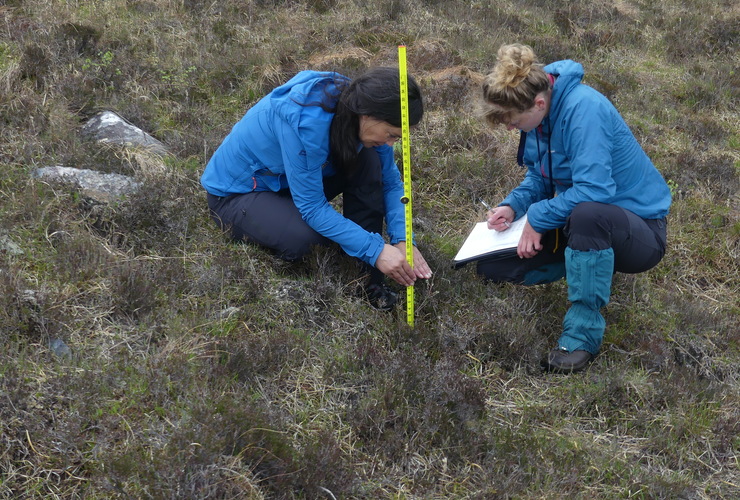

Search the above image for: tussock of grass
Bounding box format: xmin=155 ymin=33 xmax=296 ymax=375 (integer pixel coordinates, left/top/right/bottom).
xmin=0 ymin=0 xmax=738 ymax=498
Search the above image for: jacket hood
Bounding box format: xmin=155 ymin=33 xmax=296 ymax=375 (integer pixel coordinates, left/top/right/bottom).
xmin=544 ymin=60 xmax=584 ymax=118
xmin=268 ymin=71 xmax=345 ymax=172
xmin=269 ymin=71 xmax=345 ymax=118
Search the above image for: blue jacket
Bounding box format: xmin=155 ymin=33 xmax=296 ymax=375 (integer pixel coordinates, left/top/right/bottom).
xmin=201 ymin=71 xmax=408 ymax=266
xmin=501 ymin=60 xmax=671 ymax=233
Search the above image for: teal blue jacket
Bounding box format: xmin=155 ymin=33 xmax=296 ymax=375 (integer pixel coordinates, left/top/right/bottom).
xmin=501 ymin=60 xmax=671 ymax=232
xmin=200 ymin=71 xmax=407 ymax=266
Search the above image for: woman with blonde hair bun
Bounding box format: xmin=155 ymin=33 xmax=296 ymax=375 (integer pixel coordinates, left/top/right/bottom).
xmin=477 ymin=43 xmax=671 ymax=373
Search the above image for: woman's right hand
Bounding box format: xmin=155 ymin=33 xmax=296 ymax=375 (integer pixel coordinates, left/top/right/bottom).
xmin=375 ymin=244 xmax=417 ymax=287
xmin=487 ymin=205 xmax=515 ymax=231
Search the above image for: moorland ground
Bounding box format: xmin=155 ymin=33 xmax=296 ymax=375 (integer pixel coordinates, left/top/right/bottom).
xmin=0 ymin=0 xmax=738 ymax=498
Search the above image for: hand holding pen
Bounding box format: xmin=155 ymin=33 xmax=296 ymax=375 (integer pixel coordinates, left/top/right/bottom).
xmin=480 ymin=199 xmax=514 ymax=231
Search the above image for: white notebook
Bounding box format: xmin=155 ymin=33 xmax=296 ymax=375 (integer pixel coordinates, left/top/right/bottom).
xmin=453 ymin=215 xmax=527 ymax=266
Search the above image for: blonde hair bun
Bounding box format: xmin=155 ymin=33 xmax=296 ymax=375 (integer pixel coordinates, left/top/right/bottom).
xmin=479 ymin=42 xmax=549 ymax=124
xmin=493 ymin=44 xmax=538 ymax=89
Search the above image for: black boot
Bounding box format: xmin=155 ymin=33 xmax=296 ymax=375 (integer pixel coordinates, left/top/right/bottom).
xmin=541 ymin=347 xmax=594 ymax=373
xmin=362 ymin=265 xmax=398 ymax=311
xmin=364 ymin=282 xmax=398 ymax=311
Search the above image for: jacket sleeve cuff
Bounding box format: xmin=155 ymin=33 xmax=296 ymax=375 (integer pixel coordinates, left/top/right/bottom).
xmin=498 ymin=202 xmax=522 ymax=220
xmin=365 ymin=236 xmax=386 ymax=267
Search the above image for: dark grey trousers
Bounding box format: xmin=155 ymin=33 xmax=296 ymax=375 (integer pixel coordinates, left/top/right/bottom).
xmin=206 ymin=148 xmax=387 ymax=281
xmin=476 ymin=202 xmax=667 ymax=283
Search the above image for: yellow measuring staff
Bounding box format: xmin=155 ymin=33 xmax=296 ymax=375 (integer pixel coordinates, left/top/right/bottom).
xmin=398 ymin=45 xmax=414 ymax=327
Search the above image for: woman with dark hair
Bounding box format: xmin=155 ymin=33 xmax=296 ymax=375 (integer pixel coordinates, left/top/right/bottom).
xmin=477 ymin=44 xmax=671 ymax=372
xmin=201 ymin=67 xmax=432 ymax=310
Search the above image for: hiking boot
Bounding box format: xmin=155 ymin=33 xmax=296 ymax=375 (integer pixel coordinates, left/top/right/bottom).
xmin=541 ymin=347 xmax=594 ymax=374
xmin=364 ymin=283 xmax=398 ymax=311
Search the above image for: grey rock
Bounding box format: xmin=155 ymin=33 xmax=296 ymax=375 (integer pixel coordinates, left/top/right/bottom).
xmin=81 ymin=110 xmax=167 ymax=155
xmin=21 ymin=289 xmax=39 ymax=309
xmin=0 ymin=232 xmax=23 ymax=256
xmin=49 ymin=338 xmax=72 ymax=359
xmin=33 ymin=165 xmax=140 ymax=203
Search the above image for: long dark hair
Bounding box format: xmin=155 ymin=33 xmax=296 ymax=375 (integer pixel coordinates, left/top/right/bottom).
xmin=329 ymin=67 xmax=424 ymax=176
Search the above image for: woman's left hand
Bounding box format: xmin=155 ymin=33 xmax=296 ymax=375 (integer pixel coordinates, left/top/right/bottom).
xmin=517 ymin=221 xmax=544 ymax=259
xmin=394 ymin=242 xmax=433 ymax=280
